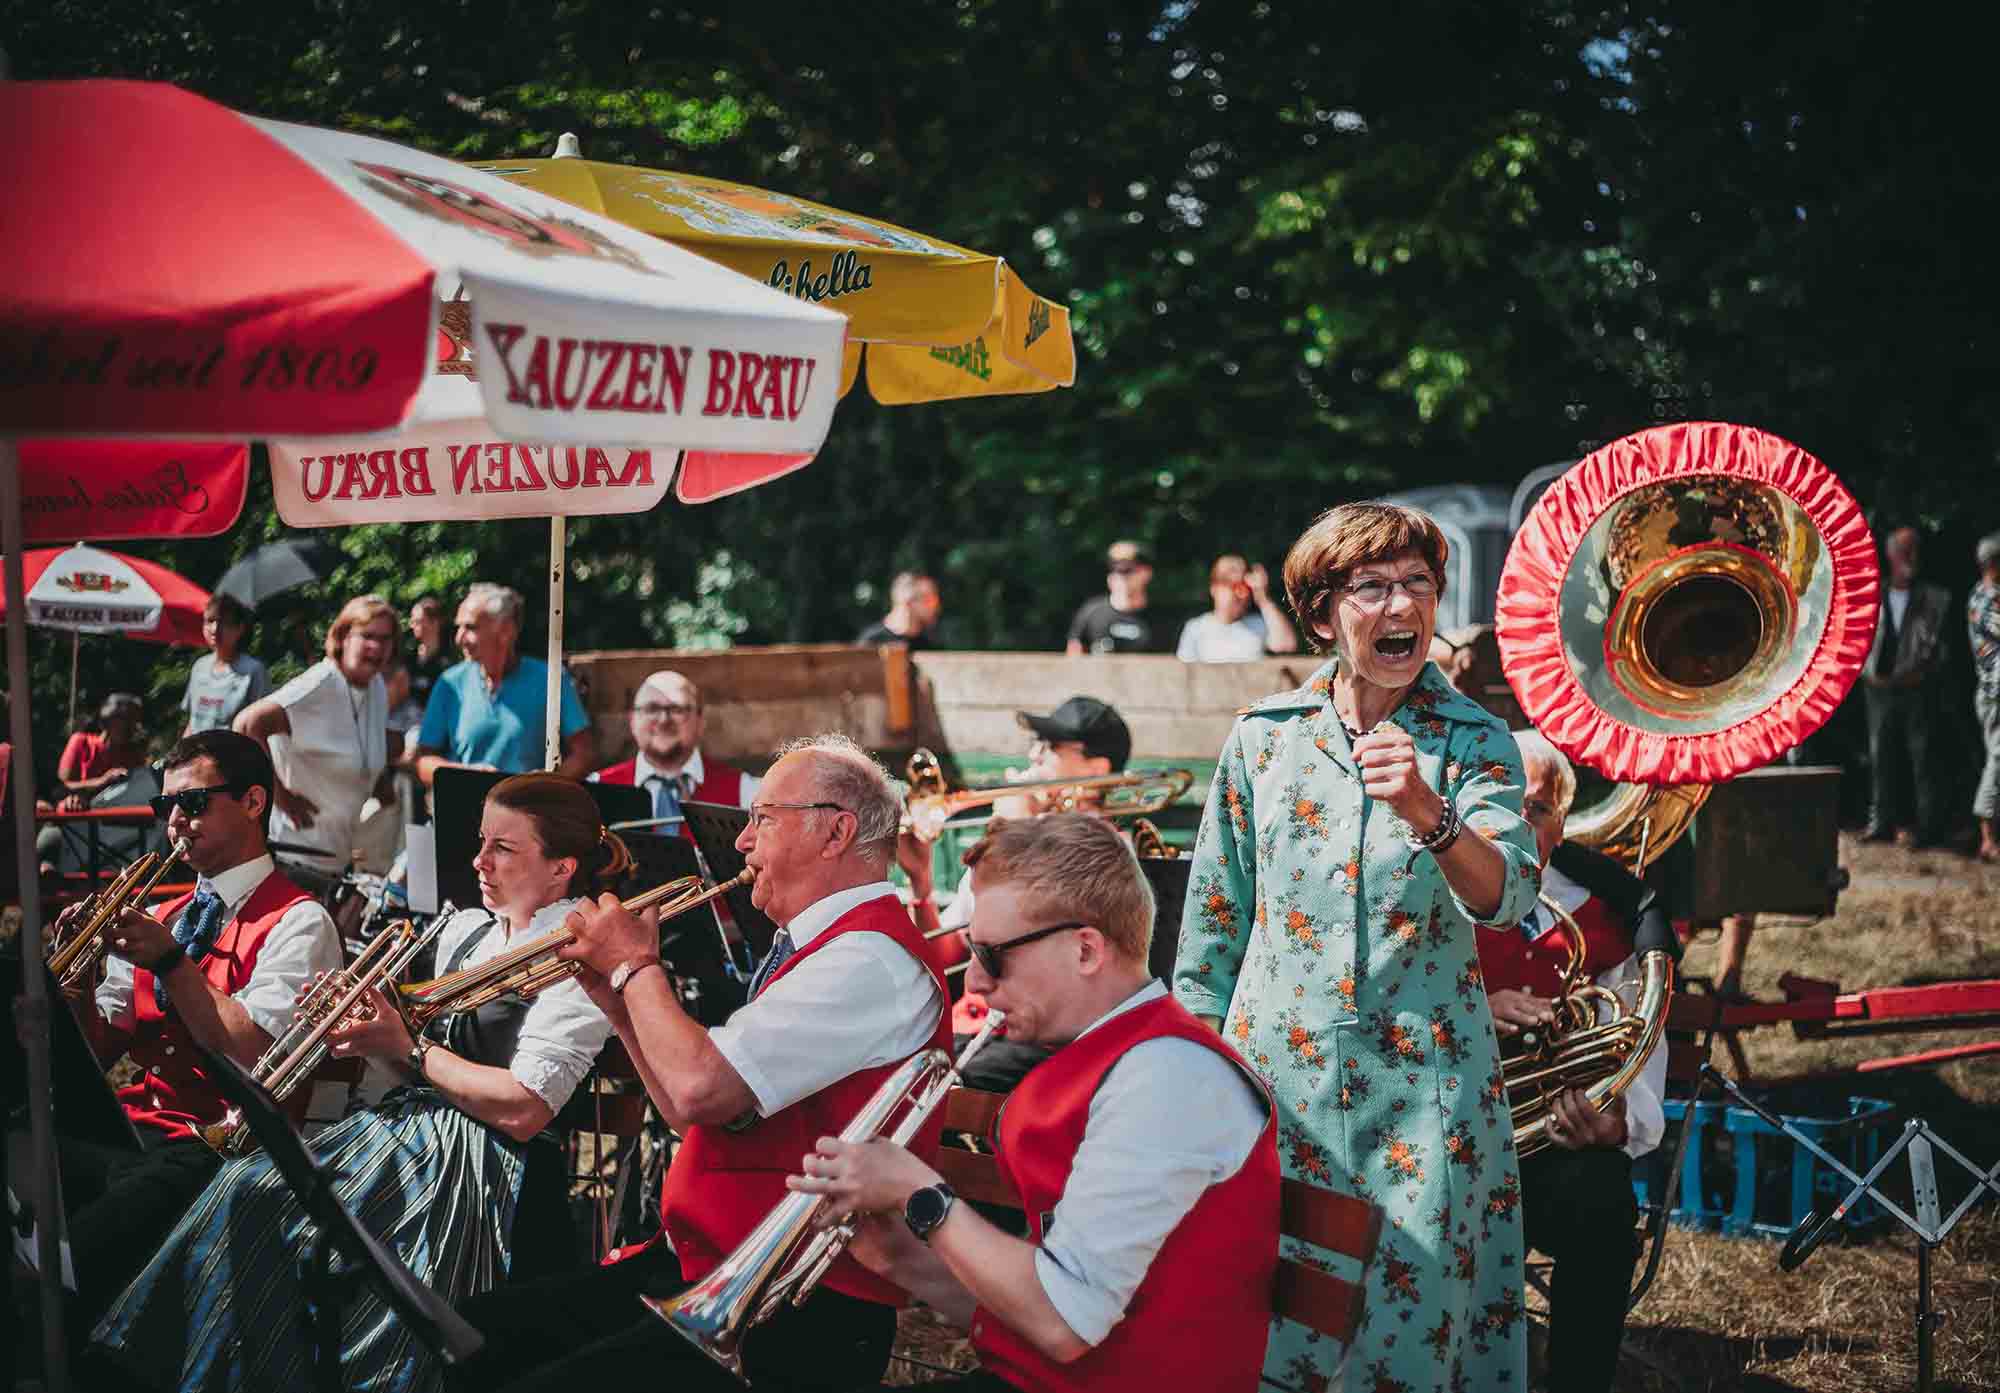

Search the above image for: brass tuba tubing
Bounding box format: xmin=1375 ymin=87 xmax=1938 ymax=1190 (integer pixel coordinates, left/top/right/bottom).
xmin=47 ymin=843 xmax=189 ymax=990
xmin=902 ymin=746 xmax=1193 ymax=845
xmin=397 ymin=868 xmax=755 ymax=1030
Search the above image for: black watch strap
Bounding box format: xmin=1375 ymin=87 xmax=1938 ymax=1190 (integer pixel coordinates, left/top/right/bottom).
xmin=904 ymin=1182 xmax=957 ymax=1243
xmin=150 ymin=941 xmax=187 ymax=977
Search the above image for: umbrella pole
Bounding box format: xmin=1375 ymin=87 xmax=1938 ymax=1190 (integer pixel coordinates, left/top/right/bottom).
xmin=546 ymin=515 xmax=564 ymax=773
xmin=69 ymin=630 xmax=78 ymax=727
xmin=2 ymin=440 xmax=73 ymax=1393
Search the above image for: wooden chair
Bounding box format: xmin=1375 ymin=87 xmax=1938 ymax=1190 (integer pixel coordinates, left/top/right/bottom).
xmin=930 ymin=1086 xmax=1386 ymax=1379
xmin=553 ymin=1037 xmax=661 ymax=1259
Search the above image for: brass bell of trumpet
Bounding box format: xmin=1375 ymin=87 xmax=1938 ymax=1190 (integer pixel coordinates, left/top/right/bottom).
xmin=902 ymin=747 xmax=1193 ymax=844
xmin=45 ymin=842 xmax=189 ymax=991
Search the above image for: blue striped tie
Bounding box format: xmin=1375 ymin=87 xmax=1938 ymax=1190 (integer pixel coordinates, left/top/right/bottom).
xmin=746 ymin=930 xmax=796 ymax=999
xmin=155 ymin=887 xmax=226 ymax=1011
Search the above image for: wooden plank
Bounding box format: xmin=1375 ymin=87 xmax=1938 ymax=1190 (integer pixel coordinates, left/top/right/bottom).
xmin=1280 ymin=1179 xmax=1383 ymax=1262
xmin=934 ymin=1148 xmax=1018 ymax=1210
xmin=1271 ymin=1258 xmax=1366 ymax=1342
xmin=570 ymin=645 xmax=888 ymax=710
xmin=942 ymin=1087 xmax=1007 ymax=1136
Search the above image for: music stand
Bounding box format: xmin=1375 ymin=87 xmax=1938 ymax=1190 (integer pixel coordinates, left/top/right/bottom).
xmin=192 ymin=1042 xmax=484 ymax=1393
xmin=1137 ymin=856 xmax=1193 ymax=984
xmin=430 ymin=767 xmax=649 ymax=912
xmin=1 ymin=953 xmax=141 ymax=1153
xmin=683 ymin=801 xmax=779 ymax=959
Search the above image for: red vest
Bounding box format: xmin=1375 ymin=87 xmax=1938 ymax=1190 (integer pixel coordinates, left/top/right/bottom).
xmin=1476 ymin=894 xmax=1635 ymax=999
xmin=121 ymin=868 xmax=315 ymax=1141
xmin=973 ymin=993 xmax=1279 ymax=1393
xmin=594 ymin=755 xmax=744 ymax=841
xmin=658 ymin=894 xmax=952 ymax=1305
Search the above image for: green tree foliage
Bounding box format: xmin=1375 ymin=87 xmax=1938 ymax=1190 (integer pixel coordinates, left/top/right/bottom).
xmin=6 ymin=2 xmax=1996 ymax=771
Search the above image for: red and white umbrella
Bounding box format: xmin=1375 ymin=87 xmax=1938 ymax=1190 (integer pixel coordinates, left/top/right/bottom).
xmin=0 ymin=81 xmax=847 ymax=1385
xmin=2 ymin=544 xmax=209 ymax=644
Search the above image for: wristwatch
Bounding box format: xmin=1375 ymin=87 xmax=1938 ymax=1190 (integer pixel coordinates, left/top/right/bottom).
xmin=404 ymin=1035 xmax=433 ymax=1081
xmin=904 ymin=1182 xmax=957 ymax=1243
xmin=609 ymin=959 xmax=661 ymax=995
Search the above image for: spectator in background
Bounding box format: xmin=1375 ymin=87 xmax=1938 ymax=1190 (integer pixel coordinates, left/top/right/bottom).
xmin=1175 ymin=553 xmax=1299 ymax=662
xmin=407 ymin=595 xmax=451 ymax=707
xmin=855 ymin=571 xmax=941 ymax=649
xmin=383 ymin=654 xmax=425 ymax=741
xmin=1970 ymin=532 xmax=2000 ymax=863
xmin=414 ymin=583 xmax=593 ymax=784
xmin=234 ymin=595 xmax=395 ymax=884
xmin=1066 ymin=540 xmax=1167 ymax=654
xmin=590 ymin=669 xmax=759 ymax=837
xmin=182 ymin=594 xmax=270 ymax=736
xmin=1861 ymin=526 xmax=1952 ymax=847
xmin=55 ymin=693 xmax=145 ymax=812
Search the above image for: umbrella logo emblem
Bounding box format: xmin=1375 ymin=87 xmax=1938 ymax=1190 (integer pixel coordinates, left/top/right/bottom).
xmin=1025 ymin=300 xmax=1052 ymax=349
xmin=353 ymin=163 xmax=650 ymax=273
xmin=768 ymin=250 xmax=874 ymax=303
xmin=56 ymin=572 xmax=130 ymax=595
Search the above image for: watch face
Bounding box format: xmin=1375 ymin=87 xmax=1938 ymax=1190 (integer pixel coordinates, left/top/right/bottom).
xmin=610 ymin=962 xmax=633 ymax=992
xmin=906 ymin=1184 xmax=952 ymax=1236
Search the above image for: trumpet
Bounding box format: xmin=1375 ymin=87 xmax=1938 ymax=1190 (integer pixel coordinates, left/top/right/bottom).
xmin=1504 ymin=895 xmax=1674 ymax=1158
xmin=45 ymin=842 xmax=188 ymax=991
xmin=394 ymin=868 xmax=756 ymax=1030
xmin=903 ymin=748 xmax=1192 ymax=844
xmin=648 ymin=1012 xmax=1006 ymax=1378
xmin=199 ymin=913 xmax=449 ymax=1155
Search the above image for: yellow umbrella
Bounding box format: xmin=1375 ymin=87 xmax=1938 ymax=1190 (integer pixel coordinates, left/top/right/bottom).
xmin=472 ymin=136 xmax=1074 ymax=406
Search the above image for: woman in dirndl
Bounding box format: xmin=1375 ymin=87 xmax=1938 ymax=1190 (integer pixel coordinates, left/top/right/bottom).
xmin=95 ymin=773 xmax=619 ymax=1392
xmin=1173 ymin=502 xmax=1542 ymax=1393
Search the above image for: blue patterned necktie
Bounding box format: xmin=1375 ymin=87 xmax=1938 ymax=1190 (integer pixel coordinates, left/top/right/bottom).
xmin=154 ymin=886 xmax=226 ymax=1011
xmin=645 ymin=773 xmax=686 ymax=827
xmin=746 ymin=930 xmax=796 ymax=999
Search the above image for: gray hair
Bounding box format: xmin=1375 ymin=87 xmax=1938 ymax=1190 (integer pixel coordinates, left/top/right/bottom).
xmin=1978 ymin=532 xmax=2000 ymax=568
xmin=464 ymin=582 xmax=524 ymax=629
xmin=774 ymin=733 xmax=903 ymax=863
xmin=1511 ymin=728 xmax=1577 ymax=816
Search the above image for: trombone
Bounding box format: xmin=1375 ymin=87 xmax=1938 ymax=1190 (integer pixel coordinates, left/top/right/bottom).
xmin=902 ymin=747 xmax=1193 ymax=844
xmin=45 ymin=842 xmax=188 ymax=992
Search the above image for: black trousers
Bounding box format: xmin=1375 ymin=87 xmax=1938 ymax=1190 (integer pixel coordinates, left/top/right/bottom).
xmin=1520 ymin=1144 xmax=1640 ymax=1393
xmin=10 ymin=1133 xmax=220 ymax=1379
xmin=1864 ymin=682 xmax=1942 ymax=837
xmin=446 ymin=1239 xmax=896 ymax=1393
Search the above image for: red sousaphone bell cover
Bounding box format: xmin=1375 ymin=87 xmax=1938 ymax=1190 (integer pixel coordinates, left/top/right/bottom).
xmin=1494 ymin=422 xmax=1879 ymax=786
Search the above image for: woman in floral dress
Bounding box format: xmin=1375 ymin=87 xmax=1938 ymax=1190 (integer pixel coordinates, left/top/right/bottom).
xmin=1174 ymin=503 xmax=1541 ymax=1393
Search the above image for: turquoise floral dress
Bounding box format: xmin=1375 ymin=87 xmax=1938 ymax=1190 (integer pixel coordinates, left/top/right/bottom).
xmin=1173 ymin=658 xmax=1540 ymax=1393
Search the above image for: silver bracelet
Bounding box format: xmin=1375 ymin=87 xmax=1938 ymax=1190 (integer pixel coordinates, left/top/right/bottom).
xmin=1412 ymin=798 xmax=1460 ymax=851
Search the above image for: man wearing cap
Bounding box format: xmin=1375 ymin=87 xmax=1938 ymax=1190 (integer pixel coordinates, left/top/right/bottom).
xmin=1970 ymin=533 xmax=2000 ymax=861
xmin=590 ymin=670 xmax=759 ymax=839
xmin=1066 ymin=541 xmax=1168 ymax=654
xmin=899 ymin=695 xmax=1134 ymax=1089
xmin=1861 ymin=527 xmax=1953 ymax=847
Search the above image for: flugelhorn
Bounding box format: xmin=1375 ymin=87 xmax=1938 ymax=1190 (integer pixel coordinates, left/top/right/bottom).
xmin=200 ymin=912 xmax=449 ymax=1155
xmin=903 ymin=748 xmax=1192 ymax=844
xmin=46 ymin=842 xmax=188 ymax=991
xmin=647 ymin=1012 xmax=1007 ymax=1379
xmin=395 ymin=868 xmax=755 ymax=1029
xmin=1503 ymin=895 xmax=1673 ymax=1159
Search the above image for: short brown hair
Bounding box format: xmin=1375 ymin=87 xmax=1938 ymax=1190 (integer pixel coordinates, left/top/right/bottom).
xmin=486 ymin=773 xmax=634 ymax=898
xmin=325 ymin=594 xmax=399 ymax=661
xmin=1208 ymin=554 xmax=1248 ymax=585
xmin=962 ymin=813 xmax=1154 ymax=965
xmin=1282 ymin=503 xmax=1451 ymax=653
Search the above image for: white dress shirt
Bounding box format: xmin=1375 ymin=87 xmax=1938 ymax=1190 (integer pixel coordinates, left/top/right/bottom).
xmin=265 ymin=657 xmax=390 ymax=865
xmin=393 ymin=897 xmax=614 ymax=1114
xmin=1029 ymin=979 xmax=1270 ymax=1346
xmin=1538 ymin=863 xmax=1667 ymax=1160
xmin=708 ymin=881 xmax=944 ymax=1118
xmin=96 ymin=853 xmax=342 ymax=1040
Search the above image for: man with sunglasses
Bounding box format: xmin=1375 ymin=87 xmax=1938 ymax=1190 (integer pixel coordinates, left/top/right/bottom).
xmin=589 ymin=669 xmax=759 ymax=839
xmin=791 ymin=814 xmax=1280 ymax=1393
xmin=446 ymin=734 xmax=948 ymax=1392
xmin=16 ymin=730 xmax=339 ymax=1377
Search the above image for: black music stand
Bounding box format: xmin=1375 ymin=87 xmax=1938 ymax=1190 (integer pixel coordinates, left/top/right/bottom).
xmin=683 ymin=801 xmax=779 ymax=960
xmin=193 ymin=1042 xmax=484 ymax=1393
xmin=1 ymin=953 xmax=141 ymax=1153
xmin=430 ymin=767 xmax=648 ymax=912
xmin=1137 ymin=856 xmax=1193 ymax=984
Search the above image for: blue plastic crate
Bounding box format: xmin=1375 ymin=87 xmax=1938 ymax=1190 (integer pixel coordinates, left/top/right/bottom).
xmin=1635 ymin=1096 xmax=1897 ymax=1238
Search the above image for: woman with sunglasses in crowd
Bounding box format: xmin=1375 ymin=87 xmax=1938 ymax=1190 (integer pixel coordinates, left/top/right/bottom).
xmin=94 ymin=774 xmax=622 ymax=1393
xmin=1172 ymin=503 xmax=1543 ymax=1392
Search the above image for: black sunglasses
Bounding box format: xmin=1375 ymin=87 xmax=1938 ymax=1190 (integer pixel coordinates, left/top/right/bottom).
xmin=961 ymin=921 xmax=1090 ymax=979
xmin=150 ymin=783 xmax=250 ymax=820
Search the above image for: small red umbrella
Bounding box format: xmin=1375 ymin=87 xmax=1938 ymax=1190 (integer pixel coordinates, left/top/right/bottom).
xmin=0 ymin=544 xmax=210 ymax=646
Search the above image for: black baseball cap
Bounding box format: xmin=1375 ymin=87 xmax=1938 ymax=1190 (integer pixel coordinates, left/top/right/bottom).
xmin=1106 ymin=540 xmax=1152 ymax=570
xmin=1016 ymin=695 xmax=1132 ymax=771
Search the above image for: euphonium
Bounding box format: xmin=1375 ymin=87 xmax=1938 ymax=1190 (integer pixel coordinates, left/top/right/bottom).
xmin=394 ymin=868 xmax=755 ymax=1030
xmin=903 ymin=748 xmax=1193 ymax=844
xmin=1503 ymin=895 xmax=1673 ymax=1159
xmin=200 ymin=912 xmax=449 ymax=1155
xmin=45 ymin=842 xmax=188 ymax=991
xmin=646 ymin=1012 xmax=1007 ymax=1379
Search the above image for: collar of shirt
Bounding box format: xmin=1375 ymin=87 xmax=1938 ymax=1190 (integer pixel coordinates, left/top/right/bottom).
xmin=1539 ymin=861 xmax=1591 ymax=916
xmin=1068 ymin=978 xmax=1169 ymax=1043
xmin=202 ymin=853 xmax=277 ymax=917
xmin=491 ymin=895 xmax=585 ymax=943
xmin=633 ymin=748 xmax=703 ymax=794
xmin=782 ymin=880 xmax=899 ymax=951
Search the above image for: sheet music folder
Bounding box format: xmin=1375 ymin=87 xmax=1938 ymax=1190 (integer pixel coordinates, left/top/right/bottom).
xmin=682 ymin=801 xmax=780 ymax=959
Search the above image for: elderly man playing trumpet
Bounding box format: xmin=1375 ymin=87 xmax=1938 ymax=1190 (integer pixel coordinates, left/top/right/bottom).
xmin=1482 ymin=729 xmax=1673 ymax=1393
xmin=448 ymin=733 xmax=948 ymax=1393
xmin=793 ymin=814 xmax=1280 ymax=1393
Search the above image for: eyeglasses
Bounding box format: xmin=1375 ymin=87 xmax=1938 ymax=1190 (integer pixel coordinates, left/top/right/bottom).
xmin=633 ymin=703 xmax=697 ymax=721
xmin=747 ymin=800 xmax=848 ymax=831
xmin=1338 ymin=573 xmax=1439 ymax=608
xmin=1028 ymin=737 xmax=1087 ymax=761
xmin=961 ymin=921 xmax=1089 ymax=979
xmin=150 ymin=783 xmax=249 ymax=820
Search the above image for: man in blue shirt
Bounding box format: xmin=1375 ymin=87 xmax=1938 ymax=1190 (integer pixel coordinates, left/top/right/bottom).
xmin=413 ymin=583 xmax=594 ymax=784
